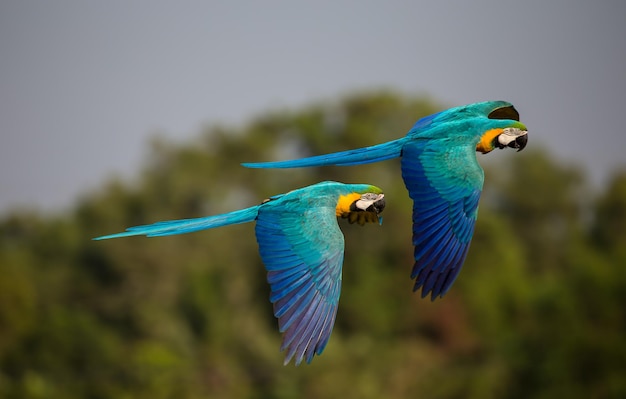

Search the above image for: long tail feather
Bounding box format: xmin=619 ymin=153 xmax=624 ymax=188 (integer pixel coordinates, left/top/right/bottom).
xmin=93 ymin=206 xmax=261 ymax=240
xmin=242 ymin=138 xmax=405 ymax=169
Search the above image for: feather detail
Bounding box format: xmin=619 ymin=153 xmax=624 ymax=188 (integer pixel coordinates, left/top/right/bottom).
xmin=335 ymin=193 xmax=362 ymax=217
xmin=401 ymin=141 xmax=482 ymax=300
xmin=476 ymin=128 xmax=504 ymax=154
xmin=255 ymin=202 xmax=345 ymax=365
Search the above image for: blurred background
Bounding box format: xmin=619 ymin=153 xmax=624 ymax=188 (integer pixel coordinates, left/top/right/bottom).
xmin=1 ymin=2 xmax=625 ymax=398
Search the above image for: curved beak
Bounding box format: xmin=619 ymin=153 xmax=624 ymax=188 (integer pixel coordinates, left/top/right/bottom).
xmin=366 ymin=196 xmax=386 ymax=225
xmin=497 ymin=128 xmax=528 ymax=152
xmin=365 ymin=195 xmax=386 ymax=215
xmin=510 ymin=133 xmax=528 ymax=152
xmin=354 ymin=193 xmax=385 ymax=213
xmin=351 ymin=193 xmax=386 ymax=225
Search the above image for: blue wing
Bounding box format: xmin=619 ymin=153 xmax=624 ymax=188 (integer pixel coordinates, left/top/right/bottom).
xmin=255 ymin=201 xmax=344 ymax=365
xmin=400 ymin=141 xmax=483 ymax=300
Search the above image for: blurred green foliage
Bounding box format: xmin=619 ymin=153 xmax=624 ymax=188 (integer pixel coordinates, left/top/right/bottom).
xmin=1 ymin=91 xmax=625 ymax=398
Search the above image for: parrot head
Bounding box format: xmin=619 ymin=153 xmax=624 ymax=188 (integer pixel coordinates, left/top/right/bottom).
xmin=476 ymin=126 xmax=528 ymax=154
xmin=475 ymin=103 xmax=528 ymax=154
xmin=336 ymin=190 xmax=386 ymax=225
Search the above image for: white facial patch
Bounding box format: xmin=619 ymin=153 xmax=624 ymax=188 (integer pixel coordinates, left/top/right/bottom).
xmin=355 ymin=193 xmax=385 ymax=211
xmin=497 ymin=128 xmax=528 ymax=147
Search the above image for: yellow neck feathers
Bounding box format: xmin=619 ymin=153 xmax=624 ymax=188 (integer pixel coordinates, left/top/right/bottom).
xmin=336 ymin=193 xmax=362 ymax=217
xmin=476 ymin=128 xmax=504 ymax=154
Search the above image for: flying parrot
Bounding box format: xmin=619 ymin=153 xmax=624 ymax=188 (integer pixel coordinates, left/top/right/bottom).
xmin=243 ymin=101 xmax=528 ymax=301
xmin=94 ymin=181 xmax=385 ymax=365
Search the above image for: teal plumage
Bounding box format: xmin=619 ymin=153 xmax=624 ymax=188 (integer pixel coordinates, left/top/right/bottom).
xmin=94 ymin=181 xmax=385 ymax=365
xmin=243 ymin=101 xmax=529 ymax=300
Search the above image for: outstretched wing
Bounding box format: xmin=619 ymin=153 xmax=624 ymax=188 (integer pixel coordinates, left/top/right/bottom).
xmin=401 ymin=141 xmax=483 ymax=300
xmin=255 ymin=199 xmax=344 ymax=365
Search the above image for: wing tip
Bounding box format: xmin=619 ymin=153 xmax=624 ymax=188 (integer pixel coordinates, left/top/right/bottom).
xmin=241 ymin=162 xmax=265 ymax=168
xmin=241 ymin=160 xmax=299 ymax=169
xmin=92 ymin=232 xmax=140 ymax=240
xmin=413 ymin=283 xmax=446 ymax=301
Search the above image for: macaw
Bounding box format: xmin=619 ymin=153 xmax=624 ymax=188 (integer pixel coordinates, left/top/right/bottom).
xmin=94 ymin=181 xmax=385 ymax=365
xmin=243 ymin=101 xmax=528 ymax=301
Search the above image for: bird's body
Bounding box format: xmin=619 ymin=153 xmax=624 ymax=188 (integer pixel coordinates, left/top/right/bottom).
xmin=243 ymin=101 xmax=528 ymax=300
xmin=95 ymin=181 xmax=385 ymax=365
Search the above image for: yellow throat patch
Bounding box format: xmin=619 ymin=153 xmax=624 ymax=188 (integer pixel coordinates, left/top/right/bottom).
xmin=336 ymin=193 xmax=380 ymax=225
xmin=335 ymin=193 xmax=362 ymax=218
xmin=476 ymin=128 xmax=504 ymax=154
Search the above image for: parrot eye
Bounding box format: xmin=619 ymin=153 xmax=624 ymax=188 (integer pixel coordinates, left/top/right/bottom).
xmin=360 ymin=193 xmax=382 ymax=202
xmin=488 ymin=106 xmax=519 ymax=121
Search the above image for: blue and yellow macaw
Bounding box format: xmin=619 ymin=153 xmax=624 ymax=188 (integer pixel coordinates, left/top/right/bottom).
xmin=94 ymin=181 xmax=385 ymax=365
xmin=243 ymin=101 xmax=528 ymax=301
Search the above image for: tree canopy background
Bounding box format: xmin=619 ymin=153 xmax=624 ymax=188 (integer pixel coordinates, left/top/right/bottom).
xmin=1 ymin=92 xmax=624 ymax=398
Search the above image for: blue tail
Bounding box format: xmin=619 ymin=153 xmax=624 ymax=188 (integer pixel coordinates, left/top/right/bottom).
xmin=93 ymin=206 xmax=260 ymax=240
xmin=242 ymin=138 xmax=406 ymax=169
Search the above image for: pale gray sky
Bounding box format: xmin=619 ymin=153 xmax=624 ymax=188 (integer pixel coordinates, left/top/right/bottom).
xmin=1 ymin=1 xmax=625 ymax=212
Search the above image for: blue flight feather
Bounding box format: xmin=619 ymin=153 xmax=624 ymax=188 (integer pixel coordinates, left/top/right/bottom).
xmin=255 ymin=191 xmax=346 ymax=365
xmin=401 ymin=141 xmax=481 ymax=300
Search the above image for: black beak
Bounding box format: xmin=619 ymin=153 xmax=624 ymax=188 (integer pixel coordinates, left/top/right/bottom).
xmin=366 ymin=197 xmax=386 ymax=214
xmin=509 ymin=134 xmax=528 ymax=152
